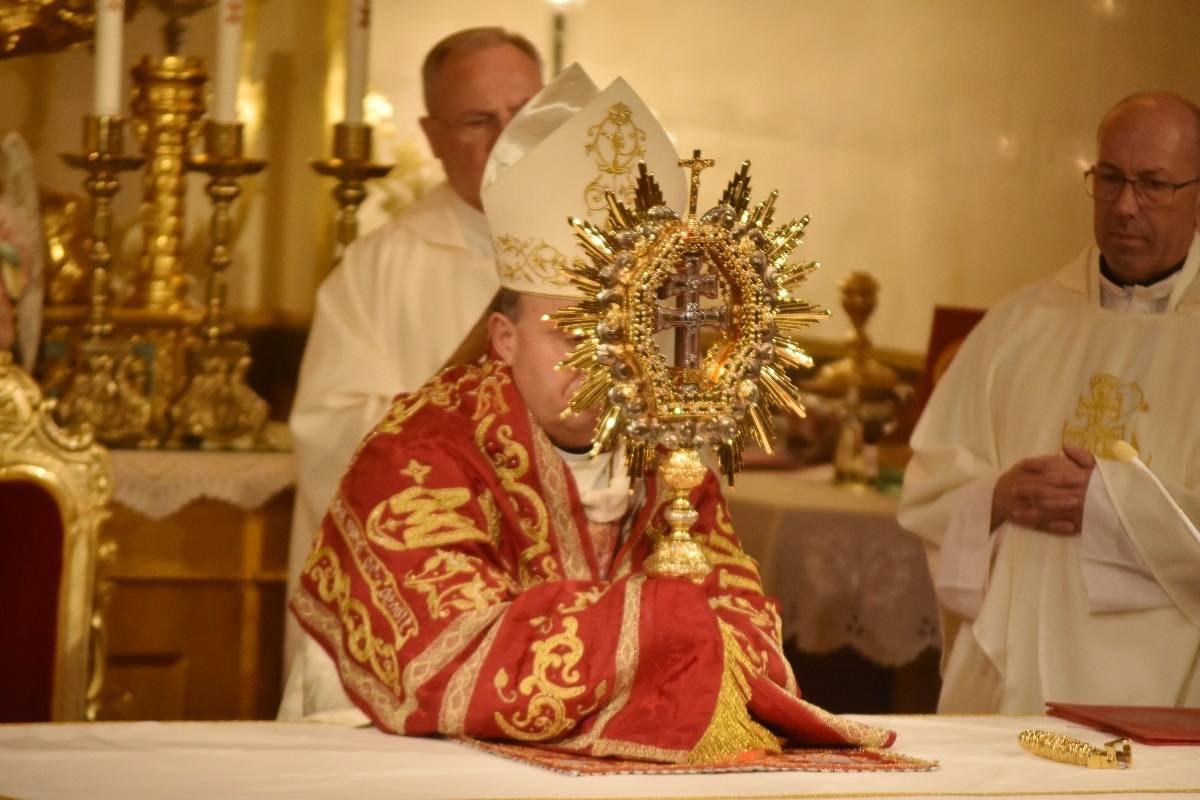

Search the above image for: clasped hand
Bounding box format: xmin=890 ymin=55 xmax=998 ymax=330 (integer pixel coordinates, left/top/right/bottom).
xmin=991 ymin=445 xmax=1096 ymax=535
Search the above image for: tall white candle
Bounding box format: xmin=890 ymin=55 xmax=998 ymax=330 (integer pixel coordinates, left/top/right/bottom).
xmin=213 ymin=0 xmax=244 ymax=123
xmin=344 ymin=0 xmax=370 ymax=123
xmin=93 ymin=0 xmax=124 ymax=117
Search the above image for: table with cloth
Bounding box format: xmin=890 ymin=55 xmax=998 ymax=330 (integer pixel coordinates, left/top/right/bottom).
xmin=0 ymin=714 xmax=1196 ymax=798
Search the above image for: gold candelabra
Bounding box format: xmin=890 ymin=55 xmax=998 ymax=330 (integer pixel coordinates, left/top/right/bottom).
xmin=166 ymin=121 xmax=268 ymax=448
xmin=310 ymin=122 xmax=392 ymax=257
xmin=55 ymin=115 xmax=156 ymax=447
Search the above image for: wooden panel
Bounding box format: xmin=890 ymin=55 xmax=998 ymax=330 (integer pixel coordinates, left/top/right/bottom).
xmin=96 ymin=490 xmax=292 ymax=721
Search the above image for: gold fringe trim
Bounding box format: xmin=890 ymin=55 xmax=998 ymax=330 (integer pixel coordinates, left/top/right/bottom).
xmin=685 ymin=621 xmax=782 ymax=765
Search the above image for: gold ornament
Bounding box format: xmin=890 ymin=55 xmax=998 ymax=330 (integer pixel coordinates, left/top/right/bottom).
xmin=552 ymin=151 xmax=824 ymax=579
xmin=1018 ymin=729 xmax=1132 ymax=769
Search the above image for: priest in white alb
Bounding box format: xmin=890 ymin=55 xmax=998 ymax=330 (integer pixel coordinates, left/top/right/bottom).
xmin=899 ymin=91 xmax=1200 ymax=713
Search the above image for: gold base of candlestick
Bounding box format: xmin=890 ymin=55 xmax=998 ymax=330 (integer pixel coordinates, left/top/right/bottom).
xmin=167 ymin=338 xmax=268 ymax=449
xmin=644 ymin=448 xmax=712 ymax=582
xmin=310 ymin=122 xmax=393 ymax=254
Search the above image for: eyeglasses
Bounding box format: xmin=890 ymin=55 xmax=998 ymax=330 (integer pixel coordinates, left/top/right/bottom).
xmin=1084 ymin=167 xmax=1200 ymax=207
xmin=430 ymin=112 xmax=507 ymax=141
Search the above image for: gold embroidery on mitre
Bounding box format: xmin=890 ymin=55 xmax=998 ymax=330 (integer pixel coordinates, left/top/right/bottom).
xmin=367 ymin=486 xmax=492 ymax=551
xmin=404 ymin=550 xmax=516 ymax=620
xmin=1062 ymin=374 xmax=1149 ymax=459
xmin=493 ymin=235 xmax=575 ymax=288
xmin=492 ymin=616 xmax=602 ymax=742
xmin=582 ymin=101 xmax=647 ymax=218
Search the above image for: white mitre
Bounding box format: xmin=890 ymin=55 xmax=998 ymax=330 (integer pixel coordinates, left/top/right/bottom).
xmin=481 ymin=64 xmax=686 ymax=298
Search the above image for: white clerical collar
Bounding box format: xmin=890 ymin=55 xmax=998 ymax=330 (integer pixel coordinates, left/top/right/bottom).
xmin=1098 ymin=267 xmax=1181 ymax=314
xmin=555 ymin=445 xmax=631 ymax=524
xmin=447 ymin=189 xmax=493 ymax=259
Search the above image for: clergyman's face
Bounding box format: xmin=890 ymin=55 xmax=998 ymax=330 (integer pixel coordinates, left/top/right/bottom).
xmin=490 ymin=293 xmax=599 ymax=449
xmin=419 ymin=43 xmax=543 ymax=210
xmin=1093 ymin=100 xmax=1200 ymax=283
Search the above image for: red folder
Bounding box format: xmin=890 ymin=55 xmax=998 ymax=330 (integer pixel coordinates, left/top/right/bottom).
xmin=1046 ymin=702 xmax=1200 ymax=745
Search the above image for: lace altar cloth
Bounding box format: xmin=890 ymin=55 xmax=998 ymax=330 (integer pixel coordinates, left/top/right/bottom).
xmin=462 ymin=738 xmax=938 ymax=775
xmin=727 ymin=465 xmax=940 ymax=667
xmin=110 ymin=446 xmax=295 ymax=520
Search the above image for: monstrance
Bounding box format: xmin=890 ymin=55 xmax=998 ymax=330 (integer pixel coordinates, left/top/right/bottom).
xmin=552 ymin=151 xmax=825 ymax=581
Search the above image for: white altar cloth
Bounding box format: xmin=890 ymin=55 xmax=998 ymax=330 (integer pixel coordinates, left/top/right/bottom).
xmin=1 ymin=715 xmax=1196 ymax=799
xmin=109 ymin=446 xmax=295 ymax=520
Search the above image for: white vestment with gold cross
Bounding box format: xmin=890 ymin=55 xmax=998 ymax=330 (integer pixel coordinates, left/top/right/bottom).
xmin=899 ymin=233 xmax=1200 ymax=713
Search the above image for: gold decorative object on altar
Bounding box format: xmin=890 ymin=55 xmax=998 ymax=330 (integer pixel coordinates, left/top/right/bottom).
xmin=552 ymin=152 xmax=824 ymax=580
xmin=41 ymin=3 xmax=270 ymax=450
xmin=310 ymin=122 xmax=393 ymax=261
xmin=167 ymin=121 xmax=267 ymax=448
xmin=54 ymin=115 xmax=157 ymax=447
xmin=0 ymin=0 xmax=137 ymax=59
xmin=800 ymin=271 xmax=911 ymax=484
xmin=1018 ymin=729 xmax=1132 ymax=769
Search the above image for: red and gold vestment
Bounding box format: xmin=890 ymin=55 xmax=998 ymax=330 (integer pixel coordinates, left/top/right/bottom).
xmin=292 ymin=359 xmax=894 ymax=763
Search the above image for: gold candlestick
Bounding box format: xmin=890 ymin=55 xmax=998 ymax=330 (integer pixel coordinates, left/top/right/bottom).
xmin=167 ymin=121 xmax=269 ymax=449
xmin=310 ymin=122 xmax=393 ymax=258
xmin=56 ymin=116 xmax=156 ymax=447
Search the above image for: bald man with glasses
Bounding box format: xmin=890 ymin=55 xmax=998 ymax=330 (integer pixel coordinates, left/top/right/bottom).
xmin=281 ymin=29 xmax=543 ymax=720
xmin=899 ymin=91 xmax=1200 ymax=713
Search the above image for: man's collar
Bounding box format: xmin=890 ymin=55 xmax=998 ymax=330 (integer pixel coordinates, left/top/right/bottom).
xmin=1099 ymin=254 xmax=1187 ymax=288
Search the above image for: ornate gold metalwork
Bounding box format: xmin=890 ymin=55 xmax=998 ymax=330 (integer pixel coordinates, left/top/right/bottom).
xmin=0 ymin=352 xmax=114 ymax=720
xmin=130 ymin=54 xmax=207 ymax=313
xmin=55 ymin=115 xmax=157 ymax=447
xmin=1018 ymin=729 xmax=1132 ymax=769
xmin=165 ymin=121 xmax=268 ymax=449
xmin=0 ymin=0 xmax=137 ymax=59
xmin=643 ymin=448 xmax=711 ymax=581
xmin=310 ymin=122 xmax=393 ymax=264
xmin=583 ymin=102 xmax=647 ymax=218
xmin=801 ymin=271 xmax=911 ymax=484
xmin=551 ymin=152 xmax=824 ymax=579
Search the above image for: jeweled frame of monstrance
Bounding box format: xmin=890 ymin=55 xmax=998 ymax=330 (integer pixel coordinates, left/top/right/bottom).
xmin=551 ymin=151 xmax=825 ymax=580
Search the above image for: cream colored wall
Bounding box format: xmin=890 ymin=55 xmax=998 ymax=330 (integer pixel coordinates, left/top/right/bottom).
xmin=2 ymin=1 xmax=1199 ymax=353
xmin=368 ymin=0 xmax=1200 ymax=353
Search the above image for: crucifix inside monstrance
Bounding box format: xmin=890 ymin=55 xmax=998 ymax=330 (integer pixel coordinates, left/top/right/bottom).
xmin=655 ymin=250 xmax=728 ymax=373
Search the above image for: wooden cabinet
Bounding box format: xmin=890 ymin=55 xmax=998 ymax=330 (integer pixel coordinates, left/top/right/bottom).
xmin=96 ymin=491 xmax=292 ymax=720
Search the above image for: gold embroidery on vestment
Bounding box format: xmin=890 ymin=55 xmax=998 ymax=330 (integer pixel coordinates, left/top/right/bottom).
xmin=492 ymin=616 xmax=592 ymax=741
xmin=290 ymin=585 xmax=408 ymax=730
xmin=1063 ymin=373 xmax=1149 ymax=460
xmin=474 ymin=412 xmax=557 ymax=586
xmin=400 ymin=459 xmax=432 ymax=485
xmin=394 ymin=604 xmax=505 ymax=733
xmin=404 ymin=550 xmax=514 ymax=619
xmin=303 ymin=544 xmax=402 ymax=693
xmin=531 ymin=421 xmax=591 ymax=580
xmin=440 ymin=605 xmax=510 ymax=733
xmin=367 ymin=485 xmax=491 ymax=551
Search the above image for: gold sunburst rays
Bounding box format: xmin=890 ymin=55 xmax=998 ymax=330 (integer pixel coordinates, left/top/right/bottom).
xmin=550 ymin=153 xmax=823 ymax=485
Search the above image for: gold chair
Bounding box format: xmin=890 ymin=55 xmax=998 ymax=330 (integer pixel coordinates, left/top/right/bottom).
xmin=0 ymin=351 xmax=114 ymax=720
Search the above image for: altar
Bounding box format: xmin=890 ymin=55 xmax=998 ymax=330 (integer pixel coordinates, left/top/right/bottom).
xmin=1 ymin=715 xmax=1196 ymax=799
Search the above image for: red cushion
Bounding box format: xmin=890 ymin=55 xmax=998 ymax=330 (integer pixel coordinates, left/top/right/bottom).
xmin=0 ymin=479 xmax=65 ymax=722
